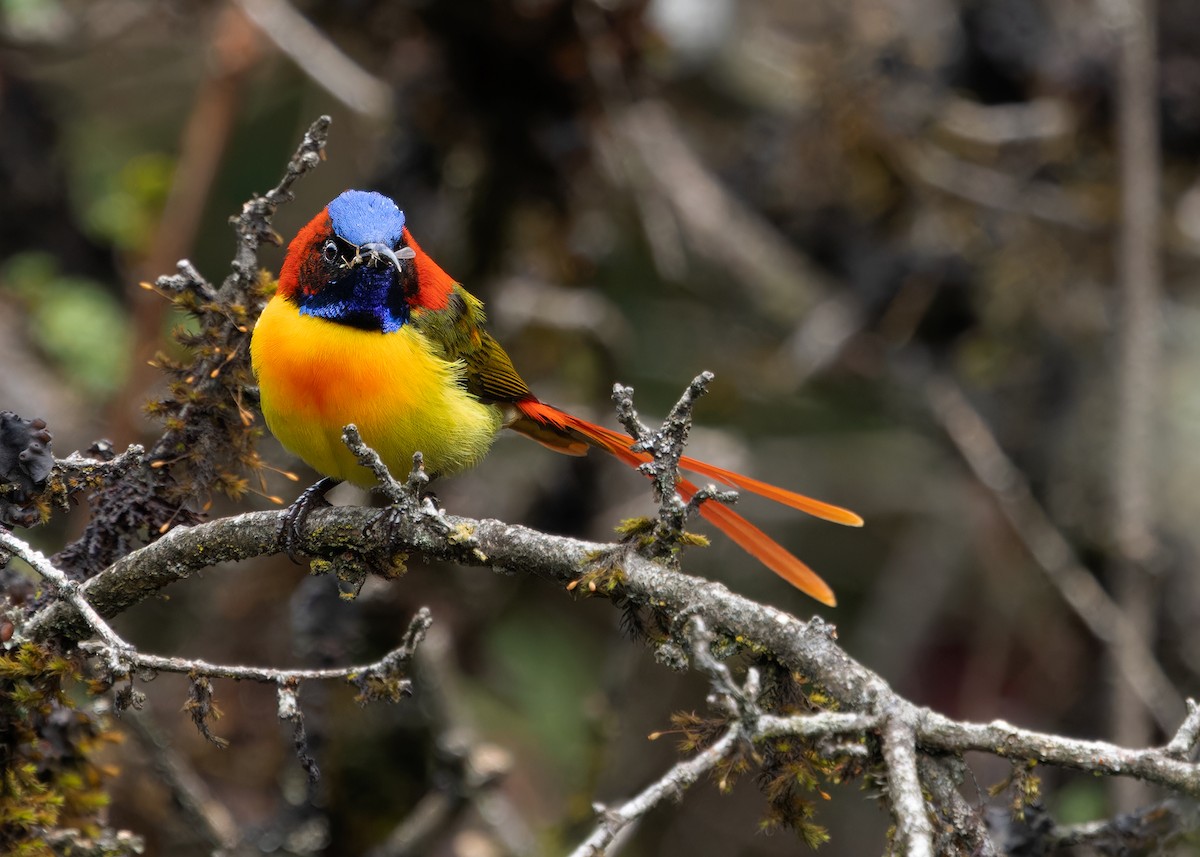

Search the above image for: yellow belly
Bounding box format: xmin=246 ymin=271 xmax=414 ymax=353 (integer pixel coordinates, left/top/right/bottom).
xmin=250 ymin=294 xmax=503 ymax=487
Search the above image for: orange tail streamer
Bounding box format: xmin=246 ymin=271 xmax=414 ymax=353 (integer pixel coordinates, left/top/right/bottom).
xmin=511 ymin=399 xmax=854 ymax=606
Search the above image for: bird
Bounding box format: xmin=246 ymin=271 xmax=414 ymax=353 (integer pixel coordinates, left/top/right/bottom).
xmin=250 ymin=190 xmax=862 ymax=605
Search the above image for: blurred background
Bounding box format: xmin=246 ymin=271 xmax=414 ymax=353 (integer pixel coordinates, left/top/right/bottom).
xmin=2 ymin=0 xmax=1197 ymax=854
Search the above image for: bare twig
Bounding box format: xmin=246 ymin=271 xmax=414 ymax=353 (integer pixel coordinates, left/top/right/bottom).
xmin=340 ymin=424 xmax=435 ymax=510
xmin=881 ymin=715 xmax=935 ymax=857
xmin=278 ymin=680 xmax=320 ymax=783
xmin=569 ymin=724 xmax=742 ymax=857
xmin=568 ymin=617 xmax=761 ymax=855
xmin=79 ymin=610 xmax=429 ymax=687
xmin=20 ymin=473 xmax=1200 ymax=797
xmin=2 ymin=527 xmax=134 ymax=672
xmin=755 ymin=712 xmax=880 ymax=738
xmin=1165 ymin=699 xmax=1200 ymax=759
xmin=221 ymin=114 xmax=331 ymax=300
xmin=611 ymin=373 xmax=730 ymax=549
xmin=18 ymin=366 xmax=1200 ymax=854
xmin=16 ymin=478 xmax=1200 ymax=848
xmin=8 ymin=520 xmax=430 ymax=742
xmin=32 ymin=503 xmax=426 ymax=778
xmin=918 ymin=711 xmax=1200 ymax=795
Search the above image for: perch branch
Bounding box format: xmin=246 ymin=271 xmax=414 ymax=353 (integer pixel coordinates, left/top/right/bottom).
xmin=19 ymin=501 xmax=1200 ymax=797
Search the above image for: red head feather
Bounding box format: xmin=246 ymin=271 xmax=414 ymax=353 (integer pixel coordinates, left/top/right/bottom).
xmin=400 ymin=226 xmax=453 ymax=311
xmin=277 ymin=208 xmax=332 ymax=301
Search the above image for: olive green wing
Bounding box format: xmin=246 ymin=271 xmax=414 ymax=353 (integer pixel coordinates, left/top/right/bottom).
xmin=461 ymin=330 xmax=533 ymax=404
xmin=411 ymin=284 xmax=533 ymax=404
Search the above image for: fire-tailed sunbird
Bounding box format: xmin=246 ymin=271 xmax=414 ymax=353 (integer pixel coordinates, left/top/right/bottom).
xmin=250 ymin=190 xmax=862 ymax=605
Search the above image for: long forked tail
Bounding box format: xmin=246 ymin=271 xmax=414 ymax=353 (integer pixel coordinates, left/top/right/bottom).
xmin=510 ymin=399 xmax=862 ymax=606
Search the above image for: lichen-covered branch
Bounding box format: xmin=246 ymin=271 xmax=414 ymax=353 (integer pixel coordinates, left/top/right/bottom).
xmin=18 ymin=463 xmax=1200 ymax=853
xmin=19 ymin=492 xmax=1200 ymax=795
xmin=881 ymin=715 xmax=935 ymax=857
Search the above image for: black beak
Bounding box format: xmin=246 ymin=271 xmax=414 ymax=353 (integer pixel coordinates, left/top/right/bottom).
xmin=353 ymin=242 xmax=414 ymax=271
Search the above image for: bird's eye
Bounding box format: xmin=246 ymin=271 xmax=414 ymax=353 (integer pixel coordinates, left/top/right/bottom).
xmin=322 ymin=240 xmax=338 ymax=263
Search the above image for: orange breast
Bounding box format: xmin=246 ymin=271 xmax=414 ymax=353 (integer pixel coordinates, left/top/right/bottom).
xmin=250 ymin=294 xmax=502 ymax=485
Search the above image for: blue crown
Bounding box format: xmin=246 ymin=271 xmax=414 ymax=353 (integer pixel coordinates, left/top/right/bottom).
xmin=327 ymin=190 xmax=406 ymax=247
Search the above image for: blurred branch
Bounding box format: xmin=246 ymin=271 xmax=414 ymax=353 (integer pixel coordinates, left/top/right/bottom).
xmin=117 ymin=2 xmax=265 ymax=440
xmin=598 ymin=100 xmax=837 ymax=323
xmin=235 ymin=0 xmax=392 ymax=119
xmin=580 ymin=4 xmax=839 ymax=320
xmin=935 ymin=95 xmax=1074 ymax=148
xmin=922 ymin=372 xmax=1184 ymax=732
xmin=898 ymin=141 xmax=1102 ymax=232
xmin=364 ymin=619 xmax=530 ymax=854
xmin=1049 ymin=797 xmax=1200 ymax=853
xmin=1107 ymin=0 xmax=1162 ymax=571
xmin=124 ymin=708 xmax=242 ymax=853
xmin=38 ymin=827 xmax=144 ymax=857
xmin=366 ymin=625 xmax=529 ymax=857
xmin=1105 ymin=0 xmax=1164 ymax=810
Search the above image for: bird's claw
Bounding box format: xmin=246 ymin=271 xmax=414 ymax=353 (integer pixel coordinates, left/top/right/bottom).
xmin=279 ymin=476 xmax=339 ymax=561
xmin=364 ymin=489 xmax=446 ymax=542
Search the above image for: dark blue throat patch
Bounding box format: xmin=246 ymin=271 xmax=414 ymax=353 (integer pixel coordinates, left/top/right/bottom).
xmin=299 ymin=266 xmax=409 ymax=333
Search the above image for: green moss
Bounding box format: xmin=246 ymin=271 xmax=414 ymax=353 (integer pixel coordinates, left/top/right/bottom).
xmin=0 ymin=644 xmax=121 ymax=855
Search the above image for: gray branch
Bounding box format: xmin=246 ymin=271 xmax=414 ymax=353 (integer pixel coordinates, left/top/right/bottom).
xmin=568 ymin=725 xmax=741 ymax=857
xmin=13 ymin=398 xmax=1200 ymax=853
xmin=881 ymin=714 xmax=935 ymax=857
xmin=17 ymin=504 xmax=1200 ymax=800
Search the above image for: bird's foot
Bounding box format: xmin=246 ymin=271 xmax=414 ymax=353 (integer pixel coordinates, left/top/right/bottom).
xmin=279 ymin=477 xmax=340 ymax=561
xmin=365 ymin=489 xmax=447 ymax=544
